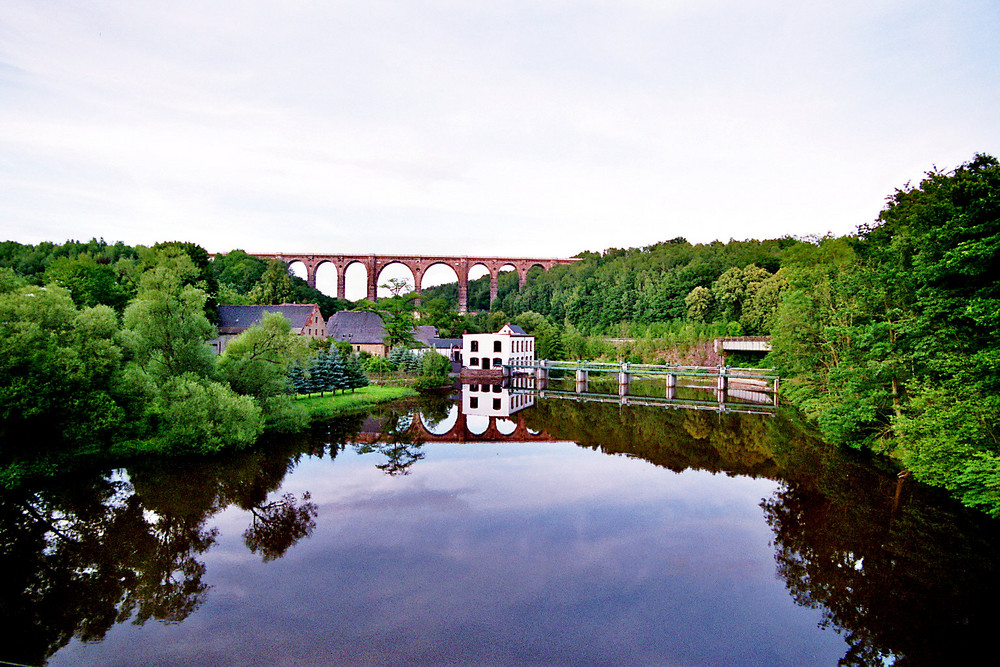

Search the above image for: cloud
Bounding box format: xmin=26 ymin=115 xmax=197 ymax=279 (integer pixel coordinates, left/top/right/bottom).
xmin=1 ymin=1 xmax=998 ymax=255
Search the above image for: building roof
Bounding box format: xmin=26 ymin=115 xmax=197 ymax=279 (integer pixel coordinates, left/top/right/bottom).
xmin=429 ymin=337 xmax=463 ymax=349
xmin=326 ymin=310 xmax=387 ymax=344
xmin=217 ymin=304 xmax=319 ymax=334
xmin=499 ymin=323 xmax=528 ymax=335
xmin=414 ymin=325 xmax=438 ymax=346
xmin=326 ymin=310 xmax=440 ymax=347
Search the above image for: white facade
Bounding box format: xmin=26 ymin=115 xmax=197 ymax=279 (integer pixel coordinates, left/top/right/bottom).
xmin=462 ymin=324 xmax=534 ymax=370
xmin=462 ymin=379 xmax=536 ymax=417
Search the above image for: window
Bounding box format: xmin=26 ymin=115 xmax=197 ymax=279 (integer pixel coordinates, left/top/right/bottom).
xmin=493 ymin=398 xmax=501 ymax=410
xmin=470 ymin=357 xmax=480 ymax=367
xmin=493 ymin=358 xmax=502 ymax=368
xmin=470 ymin=397 xmax=478 ymax=408
xmin=471 ymin=341 xmax=479 ymax=352
xmin=482 ymin=358 xmax=491 ymax=369
xmin=493 ymin=340 xmax=502 ymax=352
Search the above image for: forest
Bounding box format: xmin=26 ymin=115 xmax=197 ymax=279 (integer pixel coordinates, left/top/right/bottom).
xmin=1 ymin=153 xmax=997 ymax=515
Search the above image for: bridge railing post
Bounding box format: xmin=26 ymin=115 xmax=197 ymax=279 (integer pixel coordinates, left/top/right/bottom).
xmin=618 ymin=363 xmax=630 ymax=397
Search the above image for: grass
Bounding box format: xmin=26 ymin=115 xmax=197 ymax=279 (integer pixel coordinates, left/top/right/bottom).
xmin=295 ymin=385 xmax=418 ymax=420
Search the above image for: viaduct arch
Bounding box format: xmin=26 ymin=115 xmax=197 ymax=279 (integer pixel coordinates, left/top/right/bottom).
xmin=250 ymin=253 xmax=578 ymax=312
xmin=353 ymin=410 xmax=556 ymax=445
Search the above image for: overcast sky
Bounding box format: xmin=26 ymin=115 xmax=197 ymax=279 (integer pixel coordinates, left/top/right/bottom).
xmin=2 ymin=0 xmax=998 ymax=259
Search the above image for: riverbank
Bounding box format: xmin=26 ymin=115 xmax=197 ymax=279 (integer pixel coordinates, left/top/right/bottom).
xmin=294 ymin=385 xmax=418 ymax=420
xmin=0 ymin=385 xmax=419 ymax=489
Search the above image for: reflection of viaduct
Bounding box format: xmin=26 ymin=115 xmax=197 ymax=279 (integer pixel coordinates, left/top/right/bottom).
xmin=411 ymin=410 xmax=558 ymax=443
xmin=251 ymin=253 xmax=578 ymax=312
xmin=357 ymin=411 xmax=557 ymax=444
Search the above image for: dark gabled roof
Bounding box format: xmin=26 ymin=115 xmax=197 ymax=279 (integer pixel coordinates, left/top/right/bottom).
xmin=414 ymin=325 xmax=438 ymax=346
xmin=429 ymin=338 xmax=463 ymax=348
xmin=326 ymin=310 xmax=387 ymax=345
xmin=217 ymin=304 xmax=319 ymax=333
xmin=326 ymin=311 xmax=441 ymax=346
xmin=502 ymin=323 xmax=527 ymax=335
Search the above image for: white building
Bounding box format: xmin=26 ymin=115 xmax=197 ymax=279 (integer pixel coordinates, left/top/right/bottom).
xmin=462 ymin=378 xmax=536 ymax=417
xmin=462 ymin=324 xmax=534 ymax=371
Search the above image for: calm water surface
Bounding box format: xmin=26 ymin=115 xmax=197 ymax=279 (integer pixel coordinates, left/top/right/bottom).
xmin=5 ymin=387 xmax=1000 ymax=666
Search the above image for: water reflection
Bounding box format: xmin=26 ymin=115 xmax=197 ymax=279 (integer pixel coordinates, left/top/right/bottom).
xmin=353 ymin=411 xmax=426 ymax=476
xmin=3 ymin=395 xmax=1000 ymax=665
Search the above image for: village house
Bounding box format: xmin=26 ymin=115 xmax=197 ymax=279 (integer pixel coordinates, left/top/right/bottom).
xmin=210 ymin=303 xmax=327 ymax=354
xmin=326 ymin=310 xmax=441 ymax=358
xmin=462 ymin=324 xmax=535 ymax=371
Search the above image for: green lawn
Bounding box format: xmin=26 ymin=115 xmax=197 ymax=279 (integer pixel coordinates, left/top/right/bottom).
xmin=295 ymin=385 xmax=417 ymax=420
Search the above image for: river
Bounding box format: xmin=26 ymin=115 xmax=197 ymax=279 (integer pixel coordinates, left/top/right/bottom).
xmin=3 ymin=384 xmax=999 ymax=666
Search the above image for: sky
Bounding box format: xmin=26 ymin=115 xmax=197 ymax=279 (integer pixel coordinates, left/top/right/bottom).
xmin=2 ymin=0 xmax=998 ymax=260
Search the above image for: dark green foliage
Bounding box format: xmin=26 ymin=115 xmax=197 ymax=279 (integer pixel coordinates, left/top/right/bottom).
xmin=415 ymin=351 xmax=453 ymax=390
xmin=420 ymin=237 xmax=800 ymax=335
xmin=0 ymin=286 xmax=128 ymax=459
xmin=343 ymin=353 xmax=369 ymax=392
xmin=387 ymin=346 xmax=419 ymax=372
xmin=772 ymin=153 xmax=1000 ymax=515
xmin=44 ymin=255 xmax=130 ymax=311
xmin=213 ymin=249 xmax=269 ymax=294
xmin=288 ymin=365 xmax=308 ymax=394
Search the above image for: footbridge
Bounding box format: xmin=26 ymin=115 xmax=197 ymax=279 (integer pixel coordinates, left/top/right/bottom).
xmin=250 ymin=253 xmax=578 ymax=312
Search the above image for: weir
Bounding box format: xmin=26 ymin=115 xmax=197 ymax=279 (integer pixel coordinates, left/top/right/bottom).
xmin=505 ymin=360 xmax=780 ymax=407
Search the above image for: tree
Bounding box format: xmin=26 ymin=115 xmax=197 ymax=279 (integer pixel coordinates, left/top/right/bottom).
xmin=248 ymin=260 xmax=297 ymax=305
xmin=378 ymin=292 xmax=420 ymax=350
xmin=217 ymin=312 xmax=310 ymax=431
xmin=740 ymin=269 xmax=790 ymax=334
xmin=343 ymin=353 xmax=369 ymax=392
xmin=44 ymin=254 xmax=129 ymax=311
xmin=0 ymin=284 xmax=128 ymax=460
xmin=217 ymin=313 xmax=310 ymax=400
xmin=387 ymin=346 xmax=418 ymax=372
xmin=213 ymin=250 xmax=268 ymax=295
xmin=772 ymin=154 xmax=1000 ymax=516
xmin=381 ymin=277 xmax=411 ymax=297
xmin=416 ymin=351 xmax=453 ymax=390
xmin=684 ymin=286 xmax=714 ymax=322
xmin=121 ymin=262 xmax=216 ymax=382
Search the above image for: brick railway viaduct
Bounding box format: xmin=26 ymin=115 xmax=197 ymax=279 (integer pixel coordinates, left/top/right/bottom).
xmin=250 ymin=253 xmax=578 ymax=312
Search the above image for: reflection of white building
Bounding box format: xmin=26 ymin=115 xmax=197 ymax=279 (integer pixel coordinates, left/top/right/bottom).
xmin=462 ymin=380 xmax=535 ymax=418
xmin=462 ymin=324 xmax=534 ymax=371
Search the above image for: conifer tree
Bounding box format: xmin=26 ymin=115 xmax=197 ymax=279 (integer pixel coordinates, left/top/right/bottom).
xmin=327 ymin=351 xmax=348 ymax=394
xmin=308 ymin=352 xmax=332 ymax=396
xmin=344 ymin=353 xmax=369 ymax=392
xmin=387 ymin=346 xmax=412 ymax=372
xmin=287 ymin=364 xmax=307 ymax=395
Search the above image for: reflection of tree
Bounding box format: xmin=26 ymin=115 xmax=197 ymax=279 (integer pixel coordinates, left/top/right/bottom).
xmin=524 ymin=396 xmax=1000 ymax=665
xmin=525 ymin=399 xmax=780 ymax=477
xmin=415 ymin=394 xmax=453 ymax=430
xmin=354 ymin=408 xmax=425 ymax=475
xmin=763 ymin=461 xmax=1000 ymax=665
xmin=0 ymin=476 xmax=216 ymax=666
xmin=0 ymin=419 xmax=361 ymax=665
xmin=244 ymin=492 xmax=318 ymax=561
